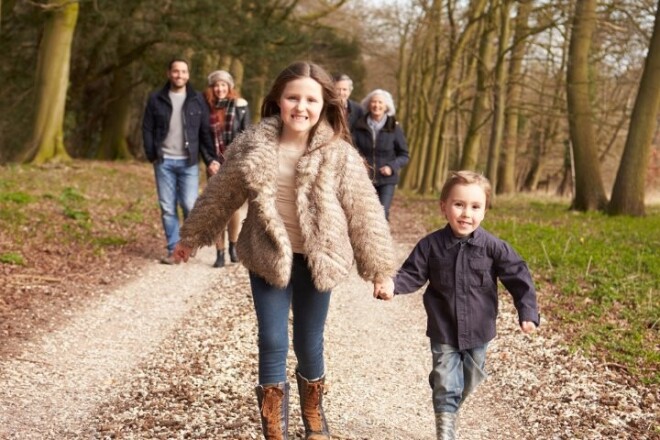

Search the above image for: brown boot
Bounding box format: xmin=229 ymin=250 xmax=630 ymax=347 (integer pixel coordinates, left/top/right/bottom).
xmin=296 ymin=372 xmax=330 ymax=440
xmin=255 ymin=382 xmax=289 ymax=440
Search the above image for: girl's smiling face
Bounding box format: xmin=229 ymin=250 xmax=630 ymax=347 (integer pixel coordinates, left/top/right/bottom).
xmin=278 ymin=77 xmax=324 ymax=141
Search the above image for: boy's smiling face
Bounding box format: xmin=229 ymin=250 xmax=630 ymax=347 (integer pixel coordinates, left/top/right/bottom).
xmin=440 ymin=183 xmax=487 ymax=237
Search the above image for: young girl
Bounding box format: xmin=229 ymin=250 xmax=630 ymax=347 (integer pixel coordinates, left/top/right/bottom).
xmin=203 ymin=69 xmax=251 ymax=268
xmin=383 ymin=171 xmax=539 ymax=439
xmin=173 ymin=62 xmax=396 ymax=440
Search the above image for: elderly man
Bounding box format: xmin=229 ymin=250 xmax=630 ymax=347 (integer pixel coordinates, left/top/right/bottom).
xmin=334 ymin=73 xmax=364 ymax=131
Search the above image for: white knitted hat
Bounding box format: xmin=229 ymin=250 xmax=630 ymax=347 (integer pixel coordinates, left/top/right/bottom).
xmin=207 ymin=70 xmax=234 ymax=88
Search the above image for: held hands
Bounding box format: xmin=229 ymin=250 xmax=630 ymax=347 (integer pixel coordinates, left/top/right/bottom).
xmin=520 ymin=321 xmax=536 ymax=334
xmin=172 ymin=243 xmax=194 ymax=264
xmin=373 ymin=277 xmax=395 ymax=301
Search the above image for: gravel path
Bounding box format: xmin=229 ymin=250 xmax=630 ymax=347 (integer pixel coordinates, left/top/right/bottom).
xmin=1 ymin=237 xmax=657 ymax=438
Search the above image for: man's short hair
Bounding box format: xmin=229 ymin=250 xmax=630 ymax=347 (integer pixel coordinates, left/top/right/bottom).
xmin=334 ymin=74 xmax=354 ymax=91
xmin=168 ymin=57 xmax=190 ymax=71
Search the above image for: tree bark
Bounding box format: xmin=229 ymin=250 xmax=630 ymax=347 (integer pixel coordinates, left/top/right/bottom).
xmin=417 ymin=0 xmax=488 ymax=194
xmin=96 ymin=65 xmax=134 ymax=160
xmin=460 ymin=14 xmax=494 ymax=170
xmin=498 ymin=0 xmax=531 ymax=193
xmin=607 ymin=1 xmax=660 ymax=216
xmin=566 ymin=0 xmax=608 ymax=211
xmin=23 ymin=0 xmax=79 ymax=164
xmin=485 ymin=0 xmax=512 ymax=194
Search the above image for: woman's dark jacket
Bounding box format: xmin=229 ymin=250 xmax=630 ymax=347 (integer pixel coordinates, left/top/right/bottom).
xmin=351 ymin=114 xmax=409 ymax=186
xmin=142 ymin=82 xmax=217 ymax=167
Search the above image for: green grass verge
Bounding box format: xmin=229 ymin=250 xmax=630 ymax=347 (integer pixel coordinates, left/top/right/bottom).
xmin=0 ymin=161 xmax=159 ymax=252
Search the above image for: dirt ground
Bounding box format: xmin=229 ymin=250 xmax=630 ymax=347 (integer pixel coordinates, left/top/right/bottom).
xmin=0 ymin=194 xmax=658 ymax=439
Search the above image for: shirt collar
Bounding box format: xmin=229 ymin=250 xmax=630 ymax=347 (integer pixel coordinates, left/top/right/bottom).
xmin=440 ymin=224 xmax=485 ymax=249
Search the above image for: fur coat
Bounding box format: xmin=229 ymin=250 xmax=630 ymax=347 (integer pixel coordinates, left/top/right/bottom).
xmin=179 ymin=116 xmax=397 ymax=291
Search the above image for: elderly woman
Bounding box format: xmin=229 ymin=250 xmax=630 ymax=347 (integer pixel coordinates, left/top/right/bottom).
xmin=204 ymin=70 xmax=251 ymax=267
xmin=351 ymin=89 xmax=409 ymax=220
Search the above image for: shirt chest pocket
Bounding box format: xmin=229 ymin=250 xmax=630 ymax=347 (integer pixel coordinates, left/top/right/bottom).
xmin=186 ymin=105 xmax=203 ymax=126
xmin=429 ymin=257 xmax=454 ymax=289
xmin=468 ymin=258 xmax=494 ymax=287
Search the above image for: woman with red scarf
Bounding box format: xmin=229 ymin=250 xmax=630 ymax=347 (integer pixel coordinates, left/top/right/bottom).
xmin=204 ymin=70 xmax=251 ymax=267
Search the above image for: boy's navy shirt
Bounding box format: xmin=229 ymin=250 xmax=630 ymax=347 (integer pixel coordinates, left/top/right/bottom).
xmin=394 ymin=224 xmax=540 ymax=350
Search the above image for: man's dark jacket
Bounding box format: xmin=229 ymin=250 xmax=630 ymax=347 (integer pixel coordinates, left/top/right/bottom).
xmin=346 ymin=99 xmax=364 ymax=131
xmin=142 ymin=82 xmax=216 ymax=166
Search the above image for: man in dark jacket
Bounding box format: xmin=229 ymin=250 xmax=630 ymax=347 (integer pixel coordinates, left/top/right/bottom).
xmin=334 ymin=74 xmax=364 ymax=131
xmin=142 ymin=58 xmax=219 ymax=264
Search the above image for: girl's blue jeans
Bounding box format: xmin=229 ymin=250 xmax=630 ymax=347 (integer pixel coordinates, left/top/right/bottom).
xmin=429 ymin=341 xmax=488 ymax=413
xmin=249 ymin=254 xmax=331 ymax=385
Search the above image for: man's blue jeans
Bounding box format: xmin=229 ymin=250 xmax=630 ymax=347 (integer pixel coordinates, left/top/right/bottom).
xmin=249 ymin=254 xmax=331 ymax=385
xmin=154 ymin=159 xmax=199 ymax=253
xmin=429 ymin=342 xmax=488 ymax=413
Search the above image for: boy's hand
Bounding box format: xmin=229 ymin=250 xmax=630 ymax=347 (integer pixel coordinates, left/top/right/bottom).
xmin=521 ymin=321 xmax=536 ymax=334
xmin=373 ymin=277 xmax=394 ymax=301
xmin=173 ymin=243 xmax=193 ymax=263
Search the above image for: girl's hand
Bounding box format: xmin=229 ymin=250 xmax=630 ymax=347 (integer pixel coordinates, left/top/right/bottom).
xmin=373 ymin=277 xmax=394 ymax=301
xmin=521 ymin=321 xmax=536 ymax=334
xmin=173 ymin=243 xmax=194 ymax=263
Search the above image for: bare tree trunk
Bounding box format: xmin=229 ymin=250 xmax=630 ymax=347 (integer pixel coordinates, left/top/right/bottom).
xmin=418 ymin=0 xmax=489 ymax=194
xmin=608 ymin=1 xmax=660 ymax=216
xmin=230 ymin=58 xmax=245 ymax=95
xmin=460 ymin=14 xmax=494 ymax=170
xmin=522 ymin=128 xmax=542 ymax=191
xmin=23 ymin=0 xmax=79 ymax=164
xmin=566 ymin=0 xmax=608 ymax=211
xmin=556 ymin=140 xmax=574 ymax=197
xmin=485 ymin=0 xmax=512 ymax=193
xmin=498 ymin=0 xmax=531 ymax=194
xmin=97 ymin=66 xmax=134 ymax=160
xmin=398 ymin=0 xmax=439 ymax=191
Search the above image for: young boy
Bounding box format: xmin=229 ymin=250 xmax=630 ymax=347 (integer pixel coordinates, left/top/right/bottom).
xmin=385 ymin=170 xmax=539 ymax=439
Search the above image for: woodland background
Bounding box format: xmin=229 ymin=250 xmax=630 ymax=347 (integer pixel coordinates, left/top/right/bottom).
xmin=0 ymin=0 xmax=658 ymax=214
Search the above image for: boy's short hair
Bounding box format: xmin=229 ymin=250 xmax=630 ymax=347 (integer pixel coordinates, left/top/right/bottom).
xmin=440 ymin=170 xmax=492 ymax=208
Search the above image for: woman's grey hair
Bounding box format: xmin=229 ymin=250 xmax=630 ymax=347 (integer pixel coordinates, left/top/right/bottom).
xmin=360 ymin=89 xmax=396 ymax=116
